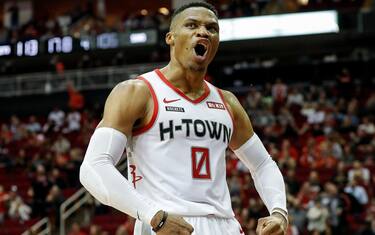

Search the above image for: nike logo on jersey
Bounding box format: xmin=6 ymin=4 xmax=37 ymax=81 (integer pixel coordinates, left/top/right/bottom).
xmin=163 ymin=98 xmax=181 ymax=103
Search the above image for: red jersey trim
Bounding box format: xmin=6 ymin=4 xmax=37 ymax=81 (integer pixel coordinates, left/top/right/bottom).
xmin=217 ymin=88 xmax=235 ymax=132
xmin=155 ymin=69 xmax=210 ymax=104
xmin=132 ymin=77 xmax=159 ymax=136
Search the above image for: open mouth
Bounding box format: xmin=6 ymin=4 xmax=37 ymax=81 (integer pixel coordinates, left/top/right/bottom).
xmin=194 ymin=43 xmax=207 ymax=57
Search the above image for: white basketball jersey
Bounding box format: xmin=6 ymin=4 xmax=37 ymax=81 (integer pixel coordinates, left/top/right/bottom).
xmin=128 ymin=69 xmax=234 ymax=218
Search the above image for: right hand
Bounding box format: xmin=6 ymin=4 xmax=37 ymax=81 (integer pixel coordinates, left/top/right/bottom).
xmin=151 ymin=211 xmax=194 ymax=235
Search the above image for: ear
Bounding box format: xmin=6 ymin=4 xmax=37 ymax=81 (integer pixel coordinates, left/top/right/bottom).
xmin=165 ymin=31 xmax=174 ymax=46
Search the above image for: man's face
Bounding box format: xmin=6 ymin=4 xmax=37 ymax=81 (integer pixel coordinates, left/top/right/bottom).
xmin=167 ymin=7 xmax=220 ymax=72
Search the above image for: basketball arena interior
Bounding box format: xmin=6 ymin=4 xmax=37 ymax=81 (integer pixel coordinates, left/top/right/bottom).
xmin=0 ymin=0 xmax=374 ymax=234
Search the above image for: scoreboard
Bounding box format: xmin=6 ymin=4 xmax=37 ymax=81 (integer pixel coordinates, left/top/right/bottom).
xmin=0 ymin=29 xmax=158 ymax=57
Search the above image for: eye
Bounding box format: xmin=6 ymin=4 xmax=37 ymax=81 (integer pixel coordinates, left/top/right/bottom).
xmin=207 ymin=26 xmax=219 ymax=33
xmin=185 ymin=22 xmax=198 ymax=29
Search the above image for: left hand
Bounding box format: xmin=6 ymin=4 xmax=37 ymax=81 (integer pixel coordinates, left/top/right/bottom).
xmin=256 ymin=213 xmax=287 ymax=235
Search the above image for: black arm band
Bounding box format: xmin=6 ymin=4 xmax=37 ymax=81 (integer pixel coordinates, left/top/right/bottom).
xmin=152 ymin=211 xmax=168 ymax=232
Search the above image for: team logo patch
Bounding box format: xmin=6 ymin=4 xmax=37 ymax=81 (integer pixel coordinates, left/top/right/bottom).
xmin=165 ymin=106 xmax=185 ymax=112
xmin=129 ymin=165 xmax=143 ymax=188
xmin=206 ymin=101 xmax=225 ymax=110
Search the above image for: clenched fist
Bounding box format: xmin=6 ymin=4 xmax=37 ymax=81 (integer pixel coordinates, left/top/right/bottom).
xmin=256 ymin=213 xmax=287 ymax=235
xmin=151 ymin=210 xmax=194 ymax=235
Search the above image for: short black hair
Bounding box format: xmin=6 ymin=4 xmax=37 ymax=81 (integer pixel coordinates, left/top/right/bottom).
xmin=171 ymin=2 xmax=218 ymax=22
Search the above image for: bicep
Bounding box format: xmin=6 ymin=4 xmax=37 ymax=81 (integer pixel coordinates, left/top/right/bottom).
xmin=98 ymin=80 xmax=149 ymax=137
xmin=222 ymin=90 xmax=254 ymax=150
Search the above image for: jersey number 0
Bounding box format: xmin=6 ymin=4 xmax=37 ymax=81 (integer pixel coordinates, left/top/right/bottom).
xmin=191 ymin=147 xmax=211 ymax=179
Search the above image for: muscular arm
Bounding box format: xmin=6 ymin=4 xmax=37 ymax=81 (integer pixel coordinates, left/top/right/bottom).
xmin=80 ymin=80 xmax=162 ymax=224
xmin=80 ymin=80 xmax=194 ymax=234
xmin=221 ymin=90 xmax=288 ymax=231
xmin=220 ymin=90 xmax=254 ymax=150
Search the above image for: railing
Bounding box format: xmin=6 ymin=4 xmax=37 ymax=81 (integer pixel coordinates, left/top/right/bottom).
xmin=21 ymin=217 xmax=52 ymax=235
xmin=59 ymin=156 xmax=128 ymax=235
xmin=0 ymin=62 xmax=166 ymax=97
xmin=59 ymin=187 xmax=92 ymax=235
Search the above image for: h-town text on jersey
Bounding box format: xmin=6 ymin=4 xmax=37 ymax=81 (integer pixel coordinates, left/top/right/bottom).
xmin=159 ymin=119 xmax=232 ymax=143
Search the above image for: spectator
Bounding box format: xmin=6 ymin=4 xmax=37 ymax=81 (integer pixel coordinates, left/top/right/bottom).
xmin=306 ymin=198 xmax=329 ymax=235
xmin=285 ymin=169 xmax=300 ymax=195
xmin=46 ymin=185 xmax=65 ymax=227
xmin=345 ymin=174 xmax=369 ymax=211
xmin=64 ymin=110 xmax=82 ymax=133
xmin=28 ymin=164 xmax=52 ymax=217
xmin=9 ymin=115 xmax=22 ymax=141
xmin=47 ymin=107 xmax=65 ymax=131
xmin=51 ymin=134 xmax=71 ymax=154
xmin=333 ymin=161 xmax=348 ymax=188
xmin=322 ymin=182 xmax=346 ymax=234
xmin=287 ymin=87 xmax=304 ymax=107
xmin=8 ymin=185 xmax=32 ymax=222
xmin=288 ymin=200 xmax=306 ymax=234
xmin=26 ymin=116 xmax=42 ymax=133
xmin=67 ymin=81 xmax=85 ymax=111
xmin=358 ymin=116 xmax=375 ymax=136
xmin=306 ymin=103 xmax=326 ymax=125
xmin=272 ymin=78 xmax=288 ymax=111
xmin=228 ymin=173 xmax=242 ymax=197
xmin=49 ymin=168 xmax=67 ymax=189
xmin=297 ymin=182 xmax=316 ymax=209
xmin=348 ymin=161 xmax=371 ymax=185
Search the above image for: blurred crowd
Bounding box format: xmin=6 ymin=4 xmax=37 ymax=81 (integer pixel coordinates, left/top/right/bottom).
xmin=0 ymin=66 xmax=374 ymax=234
xmin=227 ymin=68 xmax=375 ymax=234
xmin=0 ymin=106 xmax=100 ymax=228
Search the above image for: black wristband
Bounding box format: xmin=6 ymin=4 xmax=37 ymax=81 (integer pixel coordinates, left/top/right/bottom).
xmin=152 ymin=211 xmax=168 ymax=232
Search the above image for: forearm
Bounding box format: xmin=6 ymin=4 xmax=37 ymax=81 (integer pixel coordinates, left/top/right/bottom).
xmin=234 ymin=133 xmax=287 ymax=215
xmin=80 ymin=127 xmax=161 ymax=224
xmin=252 ymin=157 xmax=287 ymax=213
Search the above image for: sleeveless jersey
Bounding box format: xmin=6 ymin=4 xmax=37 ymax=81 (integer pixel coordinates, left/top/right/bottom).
xmin=128 ymin=69 xmax=234 ymax=218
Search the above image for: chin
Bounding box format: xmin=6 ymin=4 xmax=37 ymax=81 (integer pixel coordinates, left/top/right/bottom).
xmin=187 ymin=61 xmax=207 ymax=72
xmin=189 ymin=64 xmax=206 ymax=73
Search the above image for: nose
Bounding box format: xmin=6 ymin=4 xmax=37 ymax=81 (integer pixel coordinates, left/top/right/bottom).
xmin=196 ymin=26 xmax=209 ymax=38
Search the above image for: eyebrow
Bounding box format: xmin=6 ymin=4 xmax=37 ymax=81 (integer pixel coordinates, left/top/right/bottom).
xmin=184 ymin=17 xmax=219 ymax=27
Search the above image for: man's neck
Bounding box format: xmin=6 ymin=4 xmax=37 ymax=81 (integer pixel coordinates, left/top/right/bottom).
xmin=160 ymin=62 xmax=207 ymax=94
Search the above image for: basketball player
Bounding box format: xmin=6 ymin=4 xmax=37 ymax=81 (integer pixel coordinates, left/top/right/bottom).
xmin=80 ymin=2 xmax=288 ymax=235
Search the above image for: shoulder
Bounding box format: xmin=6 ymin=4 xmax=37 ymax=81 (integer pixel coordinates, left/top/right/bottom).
xmin=111 ymin=78 xmax=151 ymax=99
xmin=218 ymin=89 xmax=254 ymax=149
xmin=106 ymin=78 xmax=153 ymax=115
xmin=219 ymin=89 xmax=240 ymax=106
xmin=99 ymin=78 xmax=153 ymax=135
xmin=218 ymin=89 xmax=242 ymax=117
